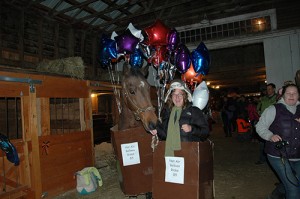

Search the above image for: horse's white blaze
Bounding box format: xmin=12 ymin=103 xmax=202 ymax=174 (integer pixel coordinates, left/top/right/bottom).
xmin=139 ymin=81 xmax=145 ymax=88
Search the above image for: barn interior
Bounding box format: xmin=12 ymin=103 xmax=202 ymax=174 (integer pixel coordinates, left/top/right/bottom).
xmin=0 ymin=0 xmax=300 ymax=198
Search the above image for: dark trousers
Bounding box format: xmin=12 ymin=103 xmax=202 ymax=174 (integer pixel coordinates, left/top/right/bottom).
xmin=258 ymin=140 xmax=266 ymax=162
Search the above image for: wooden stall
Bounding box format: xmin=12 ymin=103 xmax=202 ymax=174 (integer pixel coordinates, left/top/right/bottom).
xmin=0 ymin=70 xmax=94 ymax=198
xmin=89 ymin=81 xmax=121 ymax=144
xmin=152 ymin=141 xmax=214 ymax=199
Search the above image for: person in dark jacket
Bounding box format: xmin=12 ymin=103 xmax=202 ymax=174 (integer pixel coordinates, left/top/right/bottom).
xmin=256 ymin=83 xmax=300 ymax=199
xmin=150 ymin=79 xmax=209 ymax=156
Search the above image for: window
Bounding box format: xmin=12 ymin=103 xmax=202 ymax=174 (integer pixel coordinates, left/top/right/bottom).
xmin=50 ymin=98 xmax=81 ymax=134
xmin=0 ymin=97 xmax=22 ymax=139
xmin=177 ymin=9 xmax=275 ymax=43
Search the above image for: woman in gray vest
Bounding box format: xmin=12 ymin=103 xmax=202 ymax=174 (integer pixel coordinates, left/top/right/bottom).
xmin=256 ymin=83 xmax=300 ymax=199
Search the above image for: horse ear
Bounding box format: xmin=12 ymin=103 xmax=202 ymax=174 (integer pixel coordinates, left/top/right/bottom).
xmin=123 ymin=62 xmax=130 ymax=75
xmin=140 ymin=64 xmax=149 ymax=77
xmin=295 ymin=70 xmax=300 ymax=89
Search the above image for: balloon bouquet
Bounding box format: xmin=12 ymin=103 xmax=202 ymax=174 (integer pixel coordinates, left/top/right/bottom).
xmin=99 ymin=20 xmax=211 ymax=118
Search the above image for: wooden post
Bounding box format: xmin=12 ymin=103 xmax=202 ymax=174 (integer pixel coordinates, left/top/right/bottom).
xmin=28 ymin=86 xmax=42 ymax=199
xmin=21 ymin=96 xmax=32 ymax=188
xmin=85 ymin=93 xmax=95 ymax=165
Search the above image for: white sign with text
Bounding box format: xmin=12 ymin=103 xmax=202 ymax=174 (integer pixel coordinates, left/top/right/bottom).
xmin=165 ymin=156 xmax=184 ymax=184
xmin=121 ymin=142 xmax=141 ymax=166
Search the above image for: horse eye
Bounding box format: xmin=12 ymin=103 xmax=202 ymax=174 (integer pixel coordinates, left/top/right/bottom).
xmin=129 ymin=89 xmax=135 ymax=94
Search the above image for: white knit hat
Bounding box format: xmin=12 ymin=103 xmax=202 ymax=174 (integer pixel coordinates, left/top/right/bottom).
xmin=164 ymin=80 xmax=192 ymax=102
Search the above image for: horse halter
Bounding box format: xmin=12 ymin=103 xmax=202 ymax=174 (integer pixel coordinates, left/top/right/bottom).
xmin=123 ymin=82 xmax=155 ymax=121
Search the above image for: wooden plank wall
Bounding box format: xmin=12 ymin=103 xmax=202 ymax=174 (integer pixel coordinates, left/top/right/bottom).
xmin=0 ymin=71 xmax=94 ymax=198
xmin=0 ymin=3 xmax=102 ymax=80
xmin=39 ymin=131 xmax=93 ymax=197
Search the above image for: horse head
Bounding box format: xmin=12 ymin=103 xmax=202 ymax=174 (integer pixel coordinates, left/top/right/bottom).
xmin=118 ymin=62 xmax=158 ymax=132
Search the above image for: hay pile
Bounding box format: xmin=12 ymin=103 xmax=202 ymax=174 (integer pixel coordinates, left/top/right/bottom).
xmin=37 ymin=57 xmax=85 ymax=79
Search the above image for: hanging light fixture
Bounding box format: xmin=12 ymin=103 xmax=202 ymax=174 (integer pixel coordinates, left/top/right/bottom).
xmin=200 ymin=14 xmax=211 ymax=26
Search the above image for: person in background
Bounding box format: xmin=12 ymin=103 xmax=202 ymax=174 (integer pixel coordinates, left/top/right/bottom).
xmin=149 ymin=79 xmax=209 ymax=156
xmin=236 ymin=95 xmax=248 ymax=117
xmin=277 ymin=80 xmax=294 ymax=101
xmin=256 ymin=83 xmax=300 ymax=199
xmin=221 ymin=96 xmax=233 ymax=137
xmin=236 ymin=112 xmax=251 ymax=142
xmin=255 ymin=83 xmax=277 ymax=165
xmin=246 ymin=97 xmax=260 ymax=142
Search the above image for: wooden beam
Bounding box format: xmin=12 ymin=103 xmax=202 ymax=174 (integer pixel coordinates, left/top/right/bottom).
xmin=84 ymin=95 xmax=94 ymax=165
xmin=21 ymin=96 xmax=31 ymax=187
xmin=28 ymin=87 xmax=42 ymax=199
xmin=92 ymin=0 xmax=195 ymax=30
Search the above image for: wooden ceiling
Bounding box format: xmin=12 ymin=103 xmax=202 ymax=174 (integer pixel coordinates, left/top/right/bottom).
xmin=2 ymin=0 xmax=300 ymax=94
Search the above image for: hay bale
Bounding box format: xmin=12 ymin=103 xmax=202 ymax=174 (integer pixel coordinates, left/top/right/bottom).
xmin=37 ymin=57 xmax=85 ymax=79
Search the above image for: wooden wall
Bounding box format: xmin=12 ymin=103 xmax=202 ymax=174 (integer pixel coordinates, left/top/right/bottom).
xmin=0 ymin=71 xmax=94 ymax=198
xmin=0 ymin=2 xmax=104 ymax=80
xmin=39 ymin=131 xmax=93 ymax=197
xmin=264 ymin=31 xmax=300 ymax=89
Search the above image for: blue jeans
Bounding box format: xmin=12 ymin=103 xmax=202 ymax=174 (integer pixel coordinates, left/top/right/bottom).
xmin=267 ymin=155 xmax=300 ymax=199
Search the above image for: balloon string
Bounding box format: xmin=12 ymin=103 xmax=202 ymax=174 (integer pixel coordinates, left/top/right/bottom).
xmin=108 ymin=63 xmax=122 ymax=114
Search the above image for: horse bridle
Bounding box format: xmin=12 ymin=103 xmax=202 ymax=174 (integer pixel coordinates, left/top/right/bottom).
xmin=123 ymin=82 xmax=155 ymax=121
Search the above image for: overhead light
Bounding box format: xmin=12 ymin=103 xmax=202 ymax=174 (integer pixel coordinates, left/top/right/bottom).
xmin=91 ymin=93 xmax=97 ymax=98
xmin=200 ymin=14 xmax=211 ymax=26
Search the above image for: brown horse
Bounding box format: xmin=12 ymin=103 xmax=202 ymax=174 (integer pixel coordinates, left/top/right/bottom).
xmin=118 ymin=62 xmax=157 ymax=131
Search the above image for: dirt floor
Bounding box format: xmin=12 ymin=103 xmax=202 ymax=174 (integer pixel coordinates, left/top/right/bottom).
xmin=54 ymin=114 xmax=279 ymax=199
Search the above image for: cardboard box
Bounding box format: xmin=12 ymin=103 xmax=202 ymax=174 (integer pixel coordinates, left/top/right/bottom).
xmin=152 ymin=141 xmax=214 ymax=199
xmin=111 ymin=125 xmax=153 ymax=196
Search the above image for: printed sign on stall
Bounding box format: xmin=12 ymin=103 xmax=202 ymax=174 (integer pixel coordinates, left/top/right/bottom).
xmin=164 ymin=156 xmax=184 ymax=184
xmin=121 ymin=142 xmax=141 ymax=166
